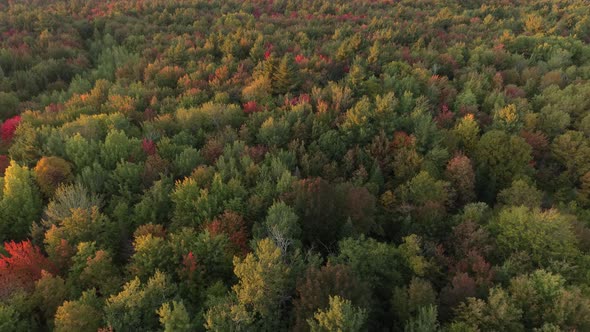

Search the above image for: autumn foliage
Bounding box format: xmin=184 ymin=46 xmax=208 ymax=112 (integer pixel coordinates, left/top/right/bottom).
xmin=0 ymin=240 xmax=55 ymax=299
xmin=0 ymin=115 xmax=21 ymax=143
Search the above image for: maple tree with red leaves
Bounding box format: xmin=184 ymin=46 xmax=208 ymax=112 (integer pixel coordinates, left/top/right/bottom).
xmin=0 ymin=115 xmax=21 ymax=143
xmin=0 ymin=240 xmax=56 ymax=299
xmin=243 ymin=100 xmax=261 ymax=114
xmin=205 ymin=211 xmax=249 ymax=256
xmin=141 ymin=138 xmax=157 ymax=155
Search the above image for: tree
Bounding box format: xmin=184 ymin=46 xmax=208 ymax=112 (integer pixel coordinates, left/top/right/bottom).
xmin=289 ymin=178 xmax=346 ymax=248
xmin=34 ymin=156 xmax=73 ymax=197
xmin=493 ymin=207 xmax=579 ymax=267
xmin=206 ymin=210 xmax=249 ymax=256
xmin=392 ymin=278 xmax=437 ymax=329
xmin=453 ymin=114 xmax=479 ymax=154
xmin=105 ymin=271 xmax=177 ymax=331
xmin=0 ymin=161 xmax=43 ymax=241
xmin=390 ymin=132 xmax=423 ymax=184
xmin=445 ymin=154 xmax=476 ymax=206
xmin=259 ymin=201 xmax=302 ymax=254
xmin=330 ymin=236 xmax=402 ymax=328
xmin=0 ymin=240 xmax=55 ymax=300
xmin=307 ymin=295 xmax=368 ymax=332
xmin=33 ymin=271 xmax=68 ymax=329
xmin=8 ymin=122 xmax=40 ymax=166
xmin=132 ymin=178 xmax=174 ymax=228
xmin=497 ymin=179 xmax=543 ymax=208
xmin=43 ymin=207 xmax=115 ymax=255
xmin=509 ymin=270 xmax=590 ymax=330
xmin=43 ymin=183 xmax=101 ymax=226
xmin=158 ymin=301 xmax=193 ymax=332
xmin=294 ymin=264 xmax=370 ymax=331
xmin=404 ymin=305 xmax=439 ymax=332
xmin=551 ymin=131 xmax=590 ymax=182
xmin=397 ymin=171 xmax=451 ymax=236
xmin=455 ymin=287 xmax=523 ymax=332
xmin=475 ymin=130 xmax=532 ymax=198
xmin=54 ymin=290 xmax=103 ymax=332
xmin=169 ymin=228 xmax=234 ymax=288
xmin=273 ymin=54 xmax=299 ymax=95
xmin=0 ymin=92 xmax=19 ymax=121
xmin=128 ymin=234 xmax=174 ymax=281
xmin=0 ymin=115 xmax=21 ymax=143
xmin=100 ymin=129 xmax=137 ymax=170
xmin=231 ymin=238 xmax=293 ymax=329
xmin=69 ymin=243 xmax=122 ymax=297
xmin=65 ymin=135 xmax=100 ymax=171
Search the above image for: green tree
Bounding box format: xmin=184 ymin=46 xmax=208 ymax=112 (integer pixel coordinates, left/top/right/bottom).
xmin=452 ymin=114 xmax=480 ymax=154
xmin=33 ymin=272 xmax=68 ymax=328
xmin=54 ymin=290 xmax=104 ymax=332
xmin=128 ymin=234 xmax=174 ymax=281
xmin=475 ymin=130 xmax=532 ymax=197
xmin=493 ymin=207 xmax=579 ymax=267
xmin=273 ymin=54 xmax=299 ymax=95
xmin=259 ymin=201 xmax=302 ymax=253
xmin=100 ymin=129 xmax=137 ymax=170
xmin=232 ymin=238 xmax=293 ymax=329
xmin=105 ymin=271 xmax=177 ymax=331
xmin=509 ymin=270 xmax=590 ymax=330
xmin=455 ymin=288 xmax=523 ymax=332
xmin=158 ymin=301 xmax=193 ymax=332
xmin=307 ymin=295 xmax=368 ymax=332
xmin=0 ymin=161 xmax=43 ymax=241
xmin=8 ymin=122 xmax=40 ymax=166
xmin=497 ymin=179 xmax=543 ymax=209
xmin=294 ymin=263 xmax=370 ymax=332
xmin=404 ymin=305 xmax=440 ymax=332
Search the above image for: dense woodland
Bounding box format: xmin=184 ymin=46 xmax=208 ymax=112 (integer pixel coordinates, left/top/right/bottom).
xmin=1 ymin=0 xmax=590 ymax=331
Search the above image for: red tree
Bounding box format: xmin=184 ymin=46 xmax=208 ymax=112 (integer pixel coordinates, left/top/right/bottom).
xmin=0 ymin=240 xmax=55 ymax=299
xmin=205 ymin=211 xmax=249 ymax=256
xmin=0 ymin=115 xmax=21 ymax=143
xmin=142 ymin=138 xmax=157 ymax=156
xmin=243 ymin=100 xmax=261 ymax=114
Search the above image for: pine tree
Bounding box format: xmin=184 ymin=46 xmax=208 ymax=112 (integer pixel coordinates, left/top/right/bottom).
xmin=273 ymin=54 xmax=299 ymax=95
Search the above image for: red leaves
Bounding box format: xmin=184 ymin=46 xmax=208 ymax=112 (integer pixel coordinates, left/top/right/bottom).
xmin=285 ymin=94 xmax=310 ymax=107
xmin=295 ymin=54 xmax=307 ymax=64
xmin=0 ymin=115 xmax=21 ymax=143
xmin=264 ymin=43 xmax=274 ymax=59
xmin=205 ymin=211 xmax=249 ymax=256
xmin=521 ymin=130 xmax=548 ymax=160
xmin=391 ymin=131 xmax=415 ymax=149
xmin=182 ymin=252 xmax=198 ymax=277
xmin=0 ymin=240 xmax=56 ymax=299
xmin=243 ymin=101 xmax=262 ymax=114
xmin=142 ymin=138 xmax=157 ymax=156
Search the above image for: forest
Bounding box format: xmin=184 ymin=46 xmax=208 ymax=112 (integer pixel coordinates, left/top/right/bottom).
xmin=1 ymin=0 xmax=590 ymax=331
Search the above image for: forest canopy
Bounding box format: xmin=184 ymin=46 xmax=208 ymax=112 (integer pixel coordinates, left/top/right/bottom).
xmin=1 ymin=0 xmax=590 ymax=331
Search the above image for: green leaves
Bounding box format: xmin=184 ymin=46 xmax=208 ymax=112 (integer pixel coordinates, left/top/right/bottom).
xmin=492 ymin=207 xmax=579 ymax=267
xmin=307 ymin=295 xmax=368 ymax=332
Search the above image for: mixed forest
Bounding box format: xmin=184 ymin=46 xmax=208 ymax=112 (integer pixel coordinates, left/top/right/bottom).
xmin=2 ymin=0 xmax=590 ymax=331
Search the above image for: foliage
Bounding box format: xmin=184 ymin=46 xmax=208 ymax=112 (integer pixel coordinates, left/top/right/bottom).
xmin=307 ymin=295 xmax=368 ymax=332
xmin=1 ymin=0 xmax=590 ymax=330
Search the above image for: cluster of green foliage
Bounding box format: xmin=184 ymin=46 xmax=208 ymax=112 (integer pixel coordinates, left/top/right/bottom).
xmin=1 ymin=0 xmax=590 ymax=330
